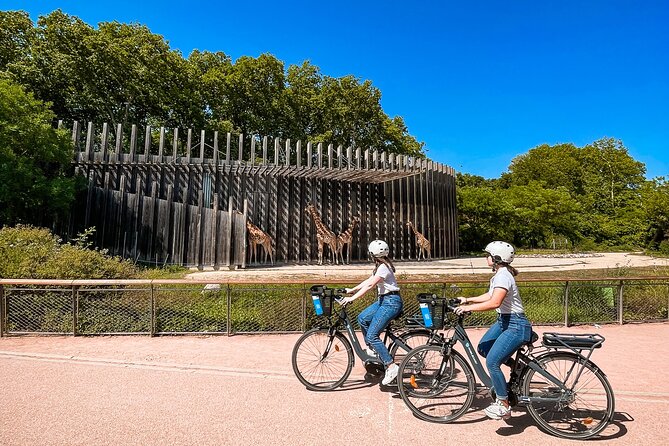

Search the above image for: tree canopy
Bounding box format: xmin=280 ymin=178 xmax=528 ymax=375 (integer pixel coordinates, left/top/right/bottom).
xmin=0 ymin=9 xmax=424 ymax=156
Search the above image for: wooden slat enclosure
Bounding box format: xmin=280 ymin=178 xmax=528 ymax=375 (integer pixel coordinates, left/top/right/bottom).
xmin=69 ymin=121 xmax=458 ymax=268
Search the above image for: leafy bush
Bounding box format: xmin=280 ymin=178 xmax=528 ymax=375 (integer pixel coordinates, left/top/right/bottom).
xmin=0 ymin=225 xmax=137 ymax=279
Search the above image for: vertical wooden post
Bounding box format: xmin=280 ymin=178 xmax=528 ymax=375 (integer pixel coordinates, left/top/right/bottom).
xmin=158 ymin=127 xmax=165 ymax=161
xmin=564 ymin=281 xmax=570 ymax=327
xmin=186 ymin=129 xmax=192 ymax=164
xmin=172 ymin=128 xmax=179 ymax=160
xmin=72 ymin=285 xmax=79 ymax=336
xmin=328 ymin=144 xmax=334 ymax=169
xmin=250 ymin=136 xmax=256 ymax=165
xmin=274 ymin=137 xmax=280 ymax=165
xmin=144 ymin=125 xmax=152 ymax=162
xmin=114 ymin=123 xmax=123 ymax=163
xmin=84 ymin=122 xmax=95 ymax=161
xmin=101 ymin=123 xmax=109 ymax=161
xmin=296 ymin=140 xmax=302 ymax=167
xmin=226 ymin=284 xmax=232 ymax=336
xmin=226 ymin=133 xmax=231 ymax=164
xmin=285 ymin=139 xmax=291 ymax=166
xmin=150 ymin=284 xmax=156 ymax=336
xmin=129 ymin=124 xmax=138 ymax=161
xmin=238 ymin=134 xmax=244 ymax=163
xmin=200 ymin=129 xmax=206 ymax=161
xmin=213 ymin=131 xmax=219 ymax=165
xmin=0 ymin=285 xmax=5 ymax=337
xmin=241 ymin=199 xmax=248 ymax=269
xmin=618 ymin=280 xmax=624 ymax=324
xmin=317 ymin=143 xmax=323 ymax=168
xmin=307 ymin=142 xmax=312 ymax=168
xmin=226 ymin=197 xmax=233 ymax=267
xmin=262 ymin=136 xmax=268 ymax=164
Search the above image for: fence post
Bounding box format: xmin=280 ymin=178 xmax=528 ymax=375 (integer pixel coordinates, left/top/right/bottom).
xmin=564 ymin=281 xmax=570 ymax=327
xmin=0 ymin=285 xmax=5 ymax=337
xmin=150 ymin=284 xmax=156 ymax=337
xmin=72 ymin=285 xmax=79 ymax=336
xmin=618 ymin=280 xmax=624 ymax=325
xmin=226 ymin=284 xmax=232 ymax=336
xmin=301 ymin=283 xmax=307 ymax=332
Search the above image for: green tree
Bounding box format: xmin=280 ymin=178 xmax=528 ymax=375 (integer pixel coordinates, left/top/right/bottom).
xmin=0 ymin=10 xmax=35 ymax=70
xmin=580 ymin=138 xmax=646 ymax=215
xmin=0 ymin=77 xmax=77 ymax=225
xmin=501 ymin=143 xmax=583 ymax=194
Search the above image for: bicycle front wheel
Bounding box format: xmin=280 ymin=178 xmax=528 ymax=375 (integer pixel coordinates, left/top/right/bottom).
xmin=521 ymin=352 xmax=615 ymax=439
xmin=398 ymin=345 xmax=476 ymax=423
xmin=389 ymin=328 xmax=434 ymax=365
xmin=291 ymin=328 xmax=354 ymax=391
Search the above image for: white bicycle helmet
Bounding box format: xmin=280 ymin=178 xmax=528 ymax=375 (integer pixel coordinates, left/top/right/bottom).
xmin=484 ymin=241 xmax=515 ymax=264
xmin=368 ymin=240 xmax=390 ymax=258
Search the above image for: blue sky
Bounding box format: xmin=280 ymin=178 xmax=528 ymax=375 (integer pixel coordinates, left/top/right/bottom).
xmin=2 ymin=0 xmax=667 ymax=179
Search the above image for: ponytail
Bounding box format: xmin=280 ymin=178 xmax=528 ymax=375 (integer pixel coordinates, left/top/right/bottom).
xmin=373 ymin=256 xmax=395 ymax=274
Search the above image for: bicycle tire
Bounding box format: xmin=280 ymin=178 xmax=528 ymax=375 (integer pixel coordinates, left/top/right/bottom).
xmin=521 ymin=351 xmax=615 ymax=439
xmin=398 ymin=345 xmax=476 ymax=423
xmin=291 ymin=328 xmax=354 ymax=391
xmin=389 ymin=328 xmax=433 ymax=365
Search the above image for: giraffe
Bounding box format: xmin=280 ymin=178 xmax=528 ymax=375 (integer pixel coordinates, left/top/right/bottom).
xmin=406 ymin=220 xmax=431 ymax=260
xmin=336 ymin=216 xmax=360 ymax=264
xmin=305 ymin=204 xmax=338 ymax=265
xmin=246 ymin=221 xmax=275 ymax=265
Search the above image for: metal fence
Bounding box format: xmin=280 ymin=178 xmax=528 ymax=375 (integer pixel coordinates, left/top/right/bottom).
xmin=1 ymin=277 xmax=668 ymax=336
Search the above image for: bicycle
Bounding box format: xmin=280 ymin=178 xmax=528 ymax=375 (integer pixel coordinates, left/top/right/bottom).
xmin=291 ymin=285 xmax=439 ymax=391
xmin=397 ymin=295 xmax=615 ymax=440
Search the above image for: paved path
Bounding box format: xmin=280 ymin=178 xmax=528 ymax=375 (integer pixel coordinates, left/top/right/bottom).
xmin=187 ymin=252 xmax=669 ymax=282
xmin=1 ymin=323 xmax=668 ymax=445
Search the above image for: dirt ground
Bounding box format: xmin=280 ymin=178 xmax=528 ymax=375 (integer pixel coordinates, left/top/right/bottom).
xmin=187 ymin=252 xmax=669 ymax=282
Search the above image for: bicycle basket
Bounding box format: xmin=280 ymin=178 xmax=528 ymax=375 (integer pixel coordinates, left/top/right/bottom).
xmin=417 ymin=293 xmax=446 ymax=329
xmin=310 ymin=285 xmax=333 ymax=317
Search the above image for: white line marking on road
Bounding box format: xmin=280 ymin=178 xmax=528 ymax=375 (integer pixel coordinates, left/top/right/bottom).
xmin=0 ymin=350 xmax=295 ymax=381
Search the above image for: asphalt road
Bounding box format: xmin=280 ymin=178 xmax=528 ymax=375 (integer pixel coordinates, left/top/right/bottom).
xmin=1 ymin=322 xmax=668 ymax=446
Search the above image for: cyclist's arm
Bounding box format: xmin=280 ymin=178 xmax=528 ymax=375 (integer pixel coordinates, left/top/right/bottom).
xmin=348 ymin=275 xmax=382 ymax=302
xmin=460 ymin=287 xmax=507 ymax=312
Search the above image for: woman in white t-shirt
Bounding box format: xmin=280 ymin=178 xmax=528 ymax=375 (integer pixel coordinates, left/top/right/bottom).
xmin=455 ymin=241 xmax=532 ymax=421
xmin=342 ymin=239 xmax=402 ymax=386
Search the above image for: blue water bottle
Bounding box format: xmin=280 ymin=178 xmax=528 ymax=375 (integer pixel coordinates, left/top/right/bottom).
xmin=420 ymin=302 xmax=433 ymax=327
xmin=312 ymin=294 xmax=323 ymax=316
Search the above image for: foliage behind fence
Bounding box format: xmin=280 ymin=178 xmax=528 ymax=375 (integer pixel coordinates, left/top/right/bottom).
xmin=2 ymin=278 xmax=667 ymax=336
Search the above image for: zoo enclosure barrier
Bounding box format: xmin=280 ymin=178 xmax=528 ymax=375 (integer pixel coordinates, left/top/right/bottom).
xmin=1 ymin=277 xmax=667 ymax=336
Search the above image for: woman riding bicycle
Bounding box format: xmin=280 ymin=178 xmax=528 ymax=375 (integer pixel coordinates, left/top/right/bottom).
xmin=342 ymin=239 xmax=402 ymax=386
xmin=454 ymin=241 xmax=532 ymax=420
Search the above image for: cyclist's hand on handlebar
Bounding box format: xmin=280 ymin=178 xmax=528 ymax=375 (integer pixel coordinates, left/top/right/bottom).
xmin=454 ymin=304 xmax=471 ymax=316
xmin=340 ymin=296 xmax=355 ymax=305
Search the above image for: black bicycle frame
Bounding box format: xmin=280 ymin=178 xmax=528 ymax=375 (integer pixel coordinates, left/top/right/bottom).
xmin=329 ymin=306 xmax=413 ymax=363
xmin=448 ymin=319 xmax=570 ymax=396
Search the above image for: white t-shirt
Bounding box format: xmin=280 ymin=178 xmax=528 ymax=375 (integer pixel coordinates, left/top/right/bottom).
xmin=489 ymin=267 xmax=524 ymax=314
xmin=373 ymin=263 xmax=400 ymax=296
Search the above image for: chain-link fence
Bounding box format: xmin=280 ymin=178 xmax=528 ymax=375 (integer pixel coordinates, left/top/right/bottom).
xmin=1 ymin=278 xmax=668 ymax=336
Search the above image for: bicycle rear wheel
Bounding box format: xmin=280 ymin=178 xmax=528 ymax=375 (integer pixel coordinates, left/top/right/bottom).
xmin=291 ymin=328 xmax=354 ymax=391
xmin=521 ymin=352 xmax=615 ymax=439
xmin=389 ymin=329 xmax=433 ymax=365
xmin=398 ymin=345 xmax=476 ymax=423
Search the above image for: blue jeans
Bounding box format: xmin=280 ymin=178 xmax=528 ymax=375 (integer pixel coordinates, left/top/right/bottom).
xmin=357 ymin=294 xmax=403 ymax=365
xmin=477 ymin=313 xmax=532 ymax=400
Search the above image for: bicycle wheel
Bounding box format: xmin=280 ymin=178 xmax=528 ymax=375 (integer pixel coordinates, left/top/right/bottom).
xmin=389 ymin=329 xmax=433 ymax=365
xmin=291 ymin=328 xmax=354 ymax=391
xmin=398 ymin=345 xmax=476 ymax=423
xmin=521 ymin=352 xmax=615 ymax=439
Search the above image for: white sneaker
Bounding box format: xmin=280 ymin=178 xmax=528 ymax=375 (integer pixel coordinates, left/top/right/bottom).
xmin=381 ymin=363 xmax=399 ymax=385
xmin=484 ymin=399 xmax=511 ymax=420
xmin=365 ymin=347 xmax=377 ymax=357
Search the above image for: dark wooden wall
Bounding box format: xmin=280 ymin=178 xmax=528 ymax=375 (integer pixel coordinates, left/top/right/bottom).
xmin=68 ymin=121 xmax=458 ymax=268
